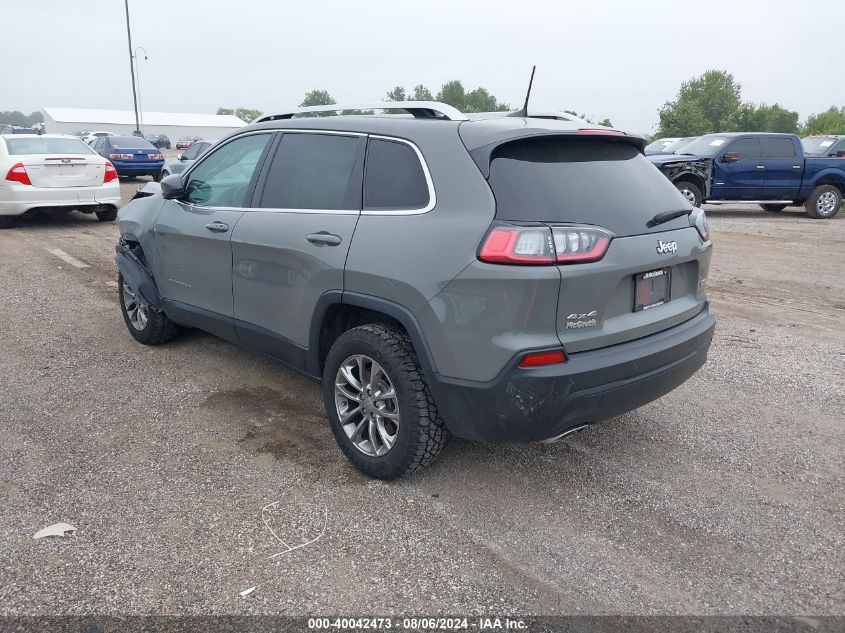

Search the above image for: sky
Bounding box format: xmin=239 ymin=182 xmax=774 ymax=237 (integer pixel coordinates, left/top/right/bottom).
xmin=5 ymin=0 xmax=844 ymax=134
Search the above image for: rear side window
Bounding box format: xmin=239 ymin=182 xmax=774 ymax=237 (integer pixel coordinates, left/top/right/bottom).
xmin=5 ymin=137 xmax=94 ymax=155
xmin=762 ymin=137 xmax=796 ymax=159
xmin=364 ymin=138 xmax=430 ymax=210
xmin=727 ymin=137 xmax=760 ymax=160
xmin=259 ymin=133 xmax=361 ymax=210
xmin=488 ymin=137 xmax=692 ymax=237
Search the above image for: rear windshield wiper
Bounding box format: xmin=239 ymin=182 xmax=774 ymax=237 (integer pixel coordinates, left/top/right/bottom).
xmin=649 ymin=208 xmax=692 ymax=227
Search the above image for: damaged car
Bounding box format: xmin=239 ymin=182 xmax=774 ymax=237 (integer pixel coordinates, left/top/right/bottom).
xmin=115 ymin=101 xmax=715 ymax=479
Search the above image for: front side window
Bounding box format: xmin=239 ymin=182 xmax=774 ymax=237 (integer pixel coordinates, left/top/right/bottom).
xmin=364 ymin=138 xmax=430 ymax=210
xmin=726 ymin=137 xmax=761 ymax=160
xmin=259 ymin=133 xmax=361 ymax=210
xmin=184 ymin=133 xmax=271 ymax=207
xmin=181 ymin=142 xmax=205 ymax=160
xmin=761 ymin=137 xmax=796 ymax=159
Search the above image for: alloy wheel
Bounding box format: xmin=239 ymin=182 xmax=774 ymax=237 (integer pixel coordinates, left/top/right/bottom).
xmin=122 ymin=282 xmax=149 ymax=331
xmin=817 ymin=191 xmax=839 ymax=216
xmin=334 ymin=354 xmax=400 ymax=457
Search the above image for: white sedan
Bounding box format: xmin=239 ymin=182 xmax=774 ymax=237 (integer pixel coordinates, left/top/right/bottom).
xmin=0 ymin=135 xmax=121 ymax=228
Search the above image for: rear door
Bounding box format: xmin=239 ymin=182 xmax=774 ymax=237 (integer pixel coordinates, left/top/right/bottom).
xmin=486 ymin=136 xmax=710 ymax=353
xmin=231 ymin=131 xmax=365 ymax=366
xmin=762 ymin=136 xmax=802 ymax=199
xmin=711 ymin=136 xmax=763 ymax=199
xmin=152 ymin=132 xmax=274 ymax=339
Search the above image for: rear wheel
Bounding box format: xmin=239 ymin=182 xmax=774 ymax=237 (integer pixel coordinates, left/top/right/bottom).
xmin=804 ymin=185 xmax=842 ymax=219
xmin=118 ymin=273 xmax=179 ymax=345
xmin=674 ymin=180 xmax=702 ymax=207
xmin=761 ymin=204 xmax=787 ymax=212
xmin=322 ymin=324 xmax=449 ymax=479
xmin=96 ymin=207 xmax=117 ymax=222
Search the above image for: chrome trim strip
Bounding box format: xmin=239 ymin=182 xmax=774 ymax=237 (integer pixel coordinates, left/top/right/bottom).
xmin=180 ymin=129 xmax=436 ymax=216
xmin=706 ymin=200 xmax=794 ymax=205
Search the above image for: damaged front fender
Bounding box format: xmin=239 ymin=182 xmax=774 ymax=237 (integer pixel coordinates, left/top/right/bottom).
xmin=115 ymin=240 xmax=164 ymax=312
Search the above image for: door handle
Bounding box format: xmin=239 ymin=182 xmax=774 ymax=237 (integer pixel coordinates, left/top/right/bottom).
xmin=307 ymin=232 xmax=342 ymax=246
xmin=205 ymin=221 xmax=229 ymax=233
xmin=756 ymin=165 xmax=765 ymax=170
xmin=792 ymin=165 xmax=802 ymax=169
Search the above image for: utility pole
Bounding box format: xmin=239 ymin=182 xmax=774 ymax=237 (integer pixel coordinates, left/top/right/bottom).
xmin=124 ymin=0 xmax=141 ymax=135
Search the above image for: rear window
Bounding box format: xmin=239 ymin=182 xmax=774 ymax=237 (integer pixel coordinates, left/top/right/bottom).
xmin=5 ymin=137 xmax=94 ymax=155
xmin=109 ymin=136 xmax=156 ymax=149
xmin=488 ymin=137 xmax=691 ymax=236
xmin=364 ymin=138 xmax=430 ymax=210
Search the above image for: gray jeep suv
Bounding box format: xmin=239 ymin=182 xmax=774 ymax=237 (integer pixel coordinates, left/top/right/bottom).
xmin=115 ymin=101 xmax=715 ymax=479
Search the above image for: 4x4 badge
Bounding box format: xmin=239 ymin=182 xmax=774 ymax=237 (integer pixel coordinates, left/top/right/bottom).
xmin=656 ymin=240 xmax=678 ymax=254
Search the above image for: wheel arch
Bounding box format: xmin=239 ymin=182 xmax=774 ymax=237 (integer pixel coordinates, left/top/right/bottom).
xmin=308 ymin=292 xmax=438 ymax=377
xmin=672 ymin=172 xmax=706 ymax=196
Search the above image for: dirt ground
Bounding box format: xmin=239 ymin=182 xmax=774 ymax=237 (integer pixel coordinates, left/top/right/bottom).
xmin=0 ymin=183 xmax=842 ymax=616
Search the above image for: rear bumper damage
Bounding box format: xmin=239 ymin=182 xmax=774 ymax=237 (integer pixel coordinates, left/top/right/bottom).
xmin=426 ymin=305 xmax=715 ymax=442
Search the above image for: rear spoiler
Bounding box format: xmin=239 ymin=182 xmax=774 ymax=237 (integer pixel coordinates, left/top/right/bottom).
xmin=465 ymin=129 xmax=647 ymax=179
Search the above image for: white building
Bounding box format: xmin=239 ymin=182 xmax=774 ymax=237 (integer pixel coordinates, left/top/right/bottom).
xmin=41 ymin=107 xmax=247 ymax=140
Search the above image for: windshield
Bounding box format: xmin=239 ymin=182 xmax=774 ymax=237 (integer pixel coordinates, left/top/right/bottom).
xmin=110 ymin=136 xmax=157 ymax=149
xmin=666 ymin=137 xmax=697 ymax=154
xmin=5 ymin=137 xmax=95 ymax=155
xmin=674 ymin=135 xmax=731 ymax=157
xmin=644 ymin=138 xmax=675 ymax=153
xmin=802 ymin=137 xmax=839 ymax=156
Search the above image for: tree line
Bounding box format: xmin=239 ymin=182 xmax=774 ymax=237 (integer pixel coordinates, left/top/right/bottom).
xmin=655 ymin=69 xmax=845 ymax=138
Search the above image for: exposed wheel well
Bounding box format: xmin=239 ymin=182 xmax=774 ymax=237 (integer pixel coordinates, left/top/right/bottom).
xmin=673 ymin=173 xmax=705 ymax=194
xmin=318 ymin=304 xmax=406 ymax=375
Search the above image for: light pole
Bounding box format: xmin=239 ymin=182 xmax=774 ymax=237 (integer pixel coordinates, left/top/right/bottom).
xmin=133 ymin=47 xmax=149 ymax=128
xmin=123 ymin=0 xmax=140 ymax=135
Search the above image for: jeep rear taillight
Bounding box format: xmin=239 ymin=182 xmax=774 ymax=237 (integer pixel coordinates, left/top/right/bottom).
xmin=479 ymin=224 xmax=612 ymax=265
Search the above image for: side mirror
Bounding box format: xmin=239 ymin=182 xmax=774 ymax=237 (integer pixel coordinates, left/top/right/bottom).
xmin=160 ymin=173 xmax=185 ymax=200
xmin=721 ymin=152 xmax=740 ymax=163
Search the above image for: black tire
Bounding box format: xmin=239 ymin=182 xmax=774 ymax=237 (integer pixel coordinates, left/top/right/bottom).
xmin=118 ymin=273 xmax=179 ymax=345
xmin=322 ymin=324 xmax=449 ymax=479
xmin=804 ymin=185 xmax=842 ymax=219
xmin=96 ymin=207 xmax=118 ymax=222
xmin=0 ymin=216 xmax=16 ymax=229
xmin=152 ymin=171 xmax=162 ymax=182
xmin=674 ymin=180 xmax=702 ymax=207
xmin=761 ymin=204 xmax=787 ymax=212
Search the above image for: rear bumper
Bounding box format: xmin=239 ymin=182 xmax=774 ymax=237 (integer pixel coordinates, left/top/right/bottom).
xmin=0 ymin=182 xmax=121 ymax=216
xmin=112 ymin=161 xmax=164 ymax=176
xmin=426 ymin=305 xmax=715 ymax=442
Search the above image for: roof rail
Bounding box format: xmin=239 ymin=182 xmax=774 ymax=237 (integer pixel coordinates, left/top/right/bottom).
xmin=255 ymin=101 xmax=469 ymax=123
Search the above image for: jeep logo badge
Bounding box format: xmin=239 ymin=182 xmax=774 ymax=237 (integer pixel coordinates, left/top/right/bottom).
xmin=656 ymin=240 xmax=678 ymax=255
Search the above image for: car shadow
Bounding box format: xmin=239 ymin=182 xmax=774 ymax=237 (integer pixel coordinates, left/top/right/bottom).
xmin=8 ymin=210 xmax=105 ymax=229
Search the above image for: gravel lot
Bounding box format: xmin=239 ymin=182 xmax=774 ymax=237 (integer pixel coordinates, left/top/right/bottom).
xmin=0 ymin=180 xmax=842 ymax=616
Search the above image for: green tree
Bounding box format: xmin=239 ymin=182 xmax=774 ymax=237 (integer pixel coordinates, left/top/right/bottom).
xmin=385 ymin=86 xmax=407 ymax=102
xmin=658 ymin=70 xmax=742 ymax=135
xmin=435 ymin=80 xmax=509 ymax=113
xmin=300 ymin=90 xmax=336 ymax=107
xmin=598 ymin=118 xmax=613 ymax=127
xmin=436 ymin=80 xmax=467 ymax=110
xmin=412 ymin=85 xmax=433 ymax=101
xmin=802 ymin=106 xmax=845 ymax=135
xmin=0 ymin=110 xmax=42 ymax=126
xmin=216 ymin=107 xmax=263 ymax=123
xmin=725 ymin=102 xmax=799 ymax=133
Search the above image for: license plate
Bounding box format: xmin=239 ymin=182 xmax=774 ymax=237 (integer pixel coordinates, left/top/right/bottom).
xmin=634 ymin=268 xmax=671 ymax=311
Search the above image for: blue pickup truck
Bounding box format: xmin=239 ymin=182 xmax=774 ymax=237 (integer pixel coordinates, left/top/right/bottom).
xmin=648 ymin=133 xmax=845 ymax=218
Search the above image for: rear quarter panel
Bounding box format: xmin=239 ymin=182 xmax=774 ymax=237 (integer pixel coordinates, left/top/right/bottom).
xmin=800 ymin=158 xmax=845 ymax=198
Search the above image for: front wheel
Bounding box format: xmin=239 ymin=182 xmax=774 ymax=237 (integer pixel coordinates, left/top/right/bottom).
xmin=322 ymin=324 xmax=449 ymax=479
xmin=804 ymin=185 xmax=842 ymax=219
xmin=674 ymin=180 xmax=702 ymax=207
xmin=761 ymin=204 xmax=787 ymax=212
xmin=118 ymin=273 xmax=179 ymax=345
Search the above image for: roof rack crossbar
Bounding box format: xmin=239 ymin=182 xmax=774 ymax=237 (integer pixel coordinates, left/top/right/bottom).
xmin=255 ymin=101 xmax=469 ymax=123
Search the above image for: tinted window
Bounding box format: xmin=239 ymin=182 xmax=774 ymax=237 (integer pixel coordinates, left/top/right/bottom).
xmin=727 ymin=137 xmax=760 ymax=160
xmin=184 ymin=133 xmax=271 ymax=207
xmin=109 ymin=136 xmax=156 ymax=149
xmin=488 ymin=137 xmax=692 ymax=237
xmin=260 ymin=133 xmax=361 ymax=210
xmin=761 ymin=137 xmax=796 ymax=159
xmin=364 ymin=138 xmax=429 ymax=210
xmin=181 ymin=142 xmax=206 ymax=160
xmin=5 ymin=137 xmax=94 ymax=155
